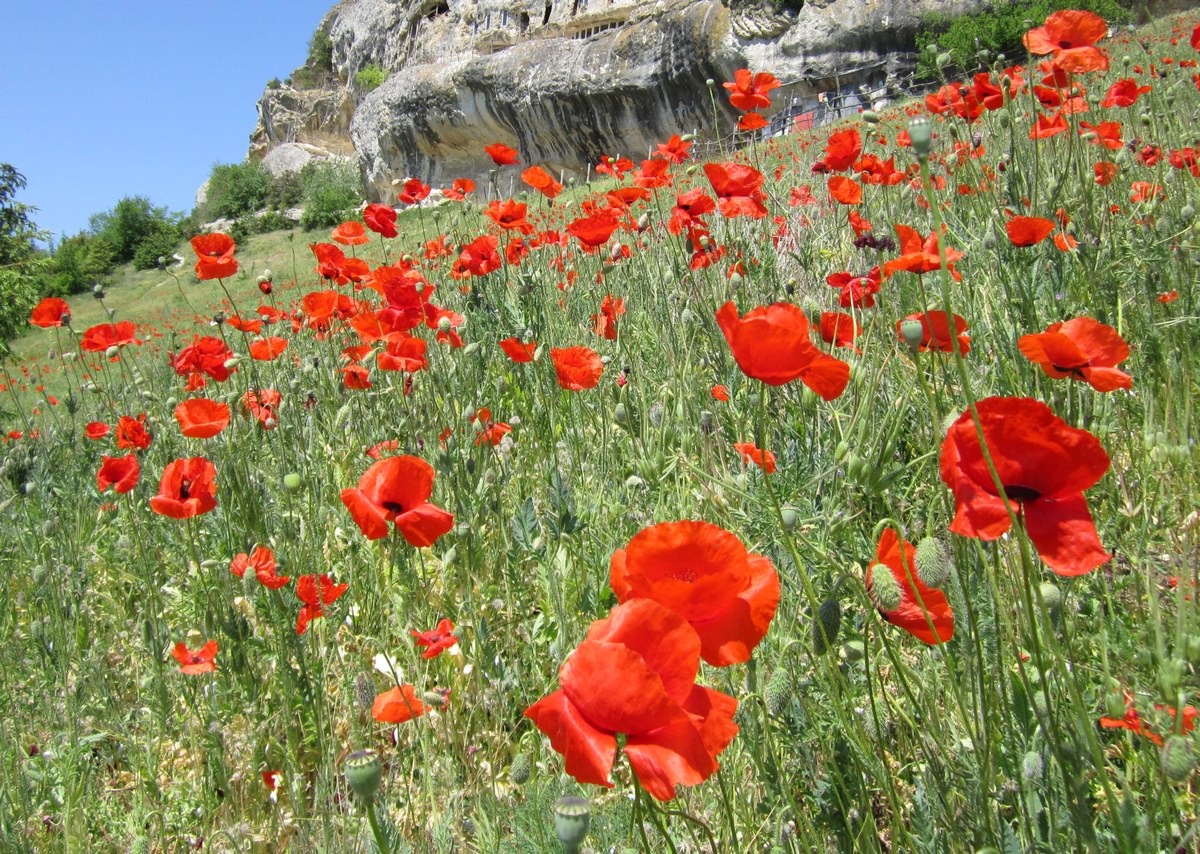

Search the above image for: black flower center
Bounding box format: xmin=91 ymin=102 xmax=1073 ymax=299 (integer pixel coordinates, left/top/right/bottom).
xmin=1004 ymin=484 xmax=1041 ymax=503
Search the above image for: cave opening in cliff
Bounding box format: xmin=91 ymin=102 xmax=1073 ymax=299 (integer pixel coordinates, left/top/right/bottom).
xmin=542 ymin=2 xmax=552 ymax=25
xmin=519 ymin=12 xmax=530 ymax=32
xmin=426 ymin=1 xmax=449 ymax=19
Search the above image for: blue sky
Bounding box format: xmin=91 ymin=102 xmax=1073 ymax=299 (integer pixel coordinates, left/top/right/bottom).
xmin=2 ymin=1 xmax=336 ymax=244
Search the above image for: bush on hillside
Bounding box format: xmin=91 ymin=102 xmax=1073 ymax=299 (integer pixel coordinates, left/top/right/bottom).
xmin=203 ymin=162 xmax=272 ymax=220
xmin=354 ymin=64 xmax=388 ymax=92
xmin=916 ymin=0 xmax=1132 ymax=78
xmin=299 ymin=160 xmax=363 ymax=229
xmin=87 ymin=196 xmax=179 ymax=265
xmin=131 ymin=230 xmax=182 ymax=271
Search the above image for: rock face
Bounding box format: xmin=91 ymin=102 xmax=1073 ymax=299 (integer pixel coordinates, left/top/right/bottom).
xmin=249 ymin=0 xmax=983 ymax=201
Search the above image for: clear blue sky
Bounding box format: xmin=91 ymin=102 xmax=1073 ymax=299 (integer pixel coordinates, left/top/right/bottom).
xmin=2 ymin=1 xmax=336 ymax=244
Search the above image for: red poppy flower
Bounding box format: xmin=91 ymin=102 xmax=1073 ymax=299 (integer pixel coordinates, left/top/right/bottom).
xmin=398 ymin=178 xmax=431 ymax=206
xmin=191 ymin=232 xmax=238 ymax=280
xmin=715 ymin=301 xmax=849 ymax=399
xmin=591 ymin=295 xmax=626 ymax=340
xmin=332 ymin=221 xmax=370 ymax=246
xmin=174 ymin=398 xmax=230 ymax=439
xmin=1102 ymin=78 xmax=1151 ymax=107
xmin=116 ymin=414 xmax=152 ymax=450
xmin=484 ymin=142 xmax=521 ymax=165
xmin=29 ymin=297 xmax=70 ymax=328
xmin=499 ymin=337 xmax=536 ymax=363
xmin=827 ymin=175 xmax=862 ymax=205
xmin=1030 ymin=110 xmax=1070 ymax=139
xmin=733 ymin=441 xmax=777 ymax=474
xmin=171 ymin=336 xmax=234 ymax=386
xmin=525 ymin=598 xmax=739 ymax=800
xmin=549 ymin=346 xmax=604 ymax=391
xmin=610 ymin=520 xmax=780 ymax=666
xmin=521 ymin=166 xmax=563 ymax=199
xmin=471 ymin=407 xmax=512 ymax=446
xmin=81 ymin=321 xmax=141 ymax=353
xmin=364 ymin=203 xmax=398 ymax=238
xmin=1098 ymin=692 xmax=1198 ymax=746
xmin=703 ymin=162 xmax=768 ymax=219
xmin=231 ymin=545 xmax=290 ymax=589
xmin=376 ymin=332 xmax=428 ymax=373
xmin=656 ymin=134 xmax=693 ymax=164
xmin=97 ymin=454 xmax=140 ymax=494
xmin=883 ymin=225 xmax=964 ymax=281
xmin=412 ymin=618 xmax=459 ymax=658
xmin=1158 ymin=290 xmax=1180 ymax=303
xmin=1018 ymin=317 xmax=1132 ymax=391
xmin=826 ymin=268 xmax=881 ymax=308
xmin=567 ymin=211 xmax=621 ymax=249
xmin=484 ymin=199 xmax=534 ymax=234
xmin=373 ymin=684 xmax=428 ymax=723
xmin=340 ymin=455 xmax=454 ymax=545
xmin=85 ymin=422 xmax=111 ymax=440
xmin=295 ymin=573 xmax=349 ymax=634
xmin=820 ymin=311 xmax=862 ymax=351
xmin=711 ymin=384 xmax=730 ymax=401
xmin=813 ymin=128 xmax=861 ymax=172
xmin=898 ymin=311 xmax=970 ymax=354
xmin=454 ymin=234 xmax=502 ymax=277
xmin=634 ymin=158 xmax=673 ymax=189
xmin=1006 ymin=216 xmax=1056 ymax=247
xmin=150 ymin=457 xmax=218 ymax=519
xmin=940 ymin=396 xmax=1111 ymax=576
xmin=1094 ymin=161 xmax=1119 ymax=185
xmin=723 ymin=69 xmax=781 ymax=111
xmin=737 ymin=112 xmax=768 ymax=131
xmin=225 ymin=314 xmax=263 ymax=334
xmin=249 ymin=337 xmax=288 ymax=361
xmin=172 ymin=640 xmax=218 ymax=674
xmin=866 ymin=529 xmax=954 ymax=645
xmin=1024 ymin=10 xmax=1110 ymax=73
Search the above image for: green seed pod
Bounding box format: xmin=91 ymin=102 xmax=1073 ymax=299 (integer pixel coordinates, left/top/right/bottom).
xmin=842 ymin=640 xmax=866 ymax=662
xmin=509 ymin=753 xmax=531 ymax=785
xmin=552 ymin=796 xmax=591 ymax=854
xmin=862 ymin=109 xmax=880 ymax=124
xmin=1038 ymin=581 xmax=1062 ymax=612
xmin=899 ymin=318 xmax=925 ymax=352
xmin=870 ymin=566 xmax=903 ymax=612
xmin=765 ymin=669 xmax=793 ymax=717
xmin=915 ymin=537 xmax=952 ymax=588
xmin=780 ymin=507 xmax=799 ymax=532
xmin=907 ymin=117 xmax=934 ymax=159
xmin=344 ymin=749 xmax=382 ymax=803
xmin=1160 ymin=735 xmax=1196 ymax=782
xmin=813 ymin=598 xmax=843 ymax=655
xmin=1104 ymin=691 xmax=1128 ymax=720
xmin=282 ymin=473 xmax=302 ymax=493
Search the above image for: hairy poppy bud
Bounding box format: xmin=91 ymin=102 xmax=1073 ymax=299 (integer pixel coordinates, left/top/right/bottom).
xmin=907 ymin=117 xmax=933 ymax=159
xmin=862 ymin=109 xmax=879 ymax=123
xmin=1104 ymin=691 xmax=1128 ymax=720
xmin=552 ymin=796 xmax=591 ymax=854
xmin=1161 ymin=735 xmax=1196 ymax=782
xmin=1021 ymin=751 xmax=1044 ymax=781
xmin=915 ymin=537 xmax=952 ymax=588
xmin=842 ymin=640 xmax=865 ymax=662
xmin=869 ymin=566 xmax=903 ymax=612
xmin=780 ymin=507 xmax=799 ymax=532
xmin=344 ymin=749 xmax=382 ymax=803
xmin=509 ymin=753 xmax=531 ymax=785
xmin=765 ymin=668 xmax=793 ymax=716
xmin=812 ymin=598 xmax=842 ymax=654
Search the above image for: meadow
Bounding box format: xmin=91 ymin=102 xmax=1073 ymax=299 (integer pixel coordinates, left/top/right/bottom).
xmin=2 ymin=9 xmax=1199 ymax=852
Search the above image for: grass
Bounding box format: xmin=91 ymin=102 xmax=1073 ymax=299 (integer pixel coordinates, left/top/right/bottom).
xmin=2 ymin=9 xmax=1200 ymax=853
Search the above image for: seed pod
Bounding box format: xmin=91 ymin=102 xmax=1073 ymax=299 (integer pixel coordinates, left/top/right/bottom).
xmin=552 ymin=796 xmax=591 ymax=854
xmin=344 ymin=749 xmax=382 ymax=803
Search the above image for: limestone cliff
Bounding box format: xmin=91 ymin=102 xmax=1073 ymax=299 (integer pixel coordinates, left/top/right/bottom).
xmin=249 ymin=0 xmax=981 ymax=199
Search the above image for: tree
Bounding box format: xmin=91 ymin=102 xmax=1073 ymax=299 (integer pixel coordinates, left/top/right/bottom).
xmin=88 ymin=196 xmax=179 ymax=264
xmin=0 ymin=164 xmax=48 ymax=348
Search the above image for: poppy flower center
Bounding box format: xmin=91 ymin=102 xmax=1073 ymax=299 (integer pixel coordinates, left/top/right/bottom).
xmin=382 ymin=501 xmax=407 ymax=514
xmin=179 ymin=478 xmax=192 ymax=499
xmin=1004 ymin=484 xmax=1041 ymax=503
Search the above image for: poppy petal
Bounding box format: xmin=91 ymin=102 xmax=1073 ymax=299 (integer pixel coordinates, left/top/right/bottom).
xmin=524 ymin=689 xmax=617 ymax=788
xmin=395 ymin=502 xmax=456 ymax=547
xmin=1025 ymin=493 xmax=1112 ymax=576
xmin=689 ymin=555 xmax=780 ymax=666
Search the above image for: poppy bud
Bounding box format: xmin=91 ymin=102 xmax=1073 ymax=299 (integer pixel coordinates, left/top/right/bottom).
xmin=1021 ymin=751 xmax=1044 ymax=781
xmin=1038 ymin=581 xmax=1062 ymax=613
xmin=344 ymin=749 xmax=382 ymax=803
xmin=437 ymin=316 xmax=452 ymax=333
xmin=509 ymin=753 xmax=531 ymax=785
xmin=283 ymin=473 xmax=302 ymax=492
xmin=1161 ymin=735 xmax=1196 ymax=782
xmin=869 ymin=565 xmax=903 ymax=612
xmin=1158 ymin=658 xmax=1185 ymax=702
xmin=862 ymin=109 xmax=879 ymax=123
xmin=105 ymin=345 xmax=120 ymax=360
xmin=780 ymin=506 xmax=799 ymax=532
xmin=552 ymin=796 xmax=591 ymax=854
xmin=812 ymin=598 xmax=842 ymax=655
xmin=899 ymin=319 xmax=925 ymax=352
xmin=765 ymin=668 xmax=793 ymax=717
xmin=842 ymin=640 xmax=866 ymax=662
xmin=915 ymin=537 xmax=952 ymax=588
xmin=1104 ymin=691 xmax=1128 ymax=720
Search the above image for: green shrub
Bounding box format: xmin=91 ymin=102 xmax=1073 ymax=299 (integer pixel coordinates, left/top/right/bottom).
xmin=354 ymin=64 xmax=388 ymax=92
xmin=87 ymin=196 xmax=178 ymax=265
xmin=204 ymin=162 xmax=272 ymax=220
xmin=264 ymin=172 xmax=305 ymax=212
xmin=131 ymin=229 xmax=182 ymax=271
xmin=915 ymin=0 xmax=1132 ymax=78
xmin=299 ymin=160 xmax=363 ymax=229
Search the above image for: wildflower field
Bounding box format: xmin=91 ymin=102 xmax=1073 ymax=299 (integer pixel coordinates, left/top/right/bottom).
xmin=4 ymin=10 xmax=1200 ymax=852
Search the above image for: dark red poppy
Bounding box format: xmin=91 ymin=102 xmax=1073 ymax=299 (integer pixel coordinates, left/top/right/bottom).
xmin=499 ymin=337 xmax=536 ymax=363
xmin=97 ymin=454 xmax=140 ymax=494
xmin=866 ymin=529 xmax=954 ymax=645
xmin=116 ymin=414 xmax=152 ymax=450
xmin=723 ymin=69 xmax=781 ymax=111
xmin=295 ymin=574 xmax=349 ymax=634
xmin=1018 ymin=317 xmax=1131 ymax=391
xmin=484 ymin=143 xmax=521 ymax=165
xmin=703 ymin=162 xmax=768 ymax=219
xmin=373 ymin=684 xmax=428 ymax=723
xmin=412 ymin=618 xmax=458 ymax=658
xmin=364 ymin=203 xmax=398 ymax=238
xmin=715 ymin=301 xmax=849 ymax=399
xmin=898 ymin=312 xmax=971 ymax=354
xmin=940 ymin=396 xmax=1111 ymax=576
xmin=340 ymin=455 xmax=454 ymax=545
xmin=191 ymin=233 xmax=238 ymax=280
xmin=610 ymin=520 xmax=779 ymax=666
xmin=174 ymin=398 xmax=230 ymax=439
xmin=172 ymin=640 xmax=218 ymax=674
xmin=1006 ymin=216 xmax=1056 ymax=247
xmin=29 ymin=297 xmax=70 ymax=328
xmin=524 ymin=598 xmax=739 ymax=801
xmin=550 ymin=346 xmax=604 ymax=391
xmin=150 ymin=457 xmax=218 ymax=519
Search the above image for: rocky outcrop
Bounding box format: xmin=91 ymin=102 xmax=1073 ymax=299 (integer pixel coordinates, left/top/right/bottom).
xmin=249 ymin=0 xmax=983 ymax=201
